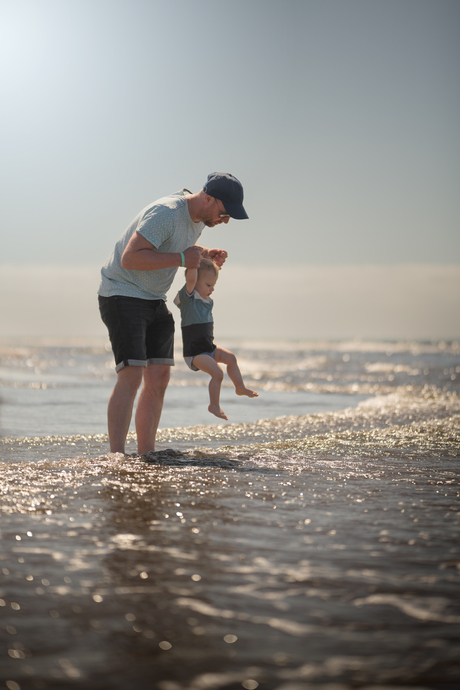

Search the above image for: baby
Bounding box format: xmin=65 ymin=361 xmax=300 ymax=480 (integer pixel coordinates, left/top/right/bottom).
xmin=174 ymin=257 xmax=258 ymax=420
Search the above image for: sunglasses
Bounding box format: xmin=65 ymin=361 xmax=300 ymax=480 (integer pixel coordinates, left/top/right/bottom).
xmin=214 ymin=198 xmax=230 ymax=219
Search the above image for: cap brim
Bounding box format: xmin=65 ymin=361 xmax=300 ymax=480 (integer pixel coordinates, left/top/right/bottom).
xmin=225 ymin=203 xmax=249 ymax=220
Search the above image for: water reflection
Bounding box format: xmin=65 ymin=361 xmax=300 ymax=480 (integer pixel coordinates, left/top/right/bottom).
xmin=1 ymin=439 xmax=459 ymax=688
xmin=1 ymin=386 xmax=459 ymax=689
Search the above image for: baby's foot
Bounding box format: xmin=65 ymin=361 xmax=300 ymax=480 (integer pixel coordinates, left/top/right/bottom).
xmin=235 ymin=386 xmax=259 ymax=398
xmin=208 ymin=404 xmax=228 ymax=420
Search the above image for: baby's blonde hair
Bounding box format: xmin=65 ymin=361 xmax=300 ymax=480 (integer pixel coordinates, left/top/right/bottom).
xmin=196 ymin=258 xmax=219 ymax=278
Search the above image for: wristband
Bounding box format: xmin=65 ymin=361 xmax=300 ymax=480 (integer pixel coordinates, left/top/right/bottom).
xmin=180 ymin=252 xmax=185 ymax=267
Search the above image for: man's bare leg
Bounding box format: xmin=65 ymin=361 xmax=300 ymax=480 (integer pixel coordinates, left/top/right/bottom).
xmin=135 ymin=364 xmax=171 ymax=455
xmin=107 ymin=366 xmax=143 ymax=453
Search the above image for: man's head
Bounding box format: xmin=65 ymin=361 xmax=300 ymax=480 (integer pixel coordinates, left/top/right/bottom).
xmin=203 ymin=172 xmax=248 ymax=221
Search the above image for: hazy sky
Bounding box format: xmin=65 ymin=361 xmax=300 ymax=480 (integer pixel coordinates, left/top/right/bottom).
xmin=2 ymin=264 xmax=459 ymax=341
xmin=1 ymin=0 xmax=459 ymax=340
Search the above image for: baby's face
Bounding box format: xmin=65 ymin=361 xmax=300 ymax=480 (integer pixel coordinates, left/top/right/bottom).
xmin=195 ymin=270 xmax=218 ymax=299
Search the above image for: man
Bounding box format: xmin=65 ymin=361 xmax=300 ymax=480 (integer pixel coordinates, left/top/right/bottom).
xmin=98 ymin=172 xmax=248 ymax=455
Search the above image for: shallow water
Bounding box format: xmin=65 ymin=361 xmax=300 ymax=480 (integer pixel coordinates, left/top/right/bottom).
xmin=0 ymin=340 xmax=459 ymax=689
xmin=1 ymin=338 xmax=459 ymax=438
xmin=0 ymin=340 xmax=378 ymax=438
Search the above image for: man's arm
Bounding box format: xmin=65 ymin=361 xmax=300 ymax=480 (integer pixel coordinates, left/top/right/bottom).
xmin=121 ymin=232 xmax=202 ymax=270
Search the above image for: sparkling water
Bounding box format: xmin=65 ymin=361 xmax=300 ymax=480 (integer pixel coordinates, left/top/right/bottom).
xmin=0 ymin=338 xmax=459 ymax=689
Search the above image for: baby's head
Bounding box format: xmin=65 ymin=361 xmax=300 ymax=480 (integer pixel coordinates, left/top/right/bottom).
xmin=192 ymin=258 xmax=219 ymax=299
xmin=197 ymin=258 xmax=219 ymax=279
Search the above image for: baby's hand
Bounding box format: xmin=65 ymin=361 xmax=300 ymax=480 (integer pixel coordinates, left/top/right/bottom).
xmin=209 ymin=249 xmax=228 ymax=268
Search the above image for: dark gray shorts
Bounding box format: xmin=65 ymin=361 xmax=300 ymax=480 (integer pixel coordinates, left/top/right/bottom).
xmin=98 ymin=295 xmax=175 ymax=372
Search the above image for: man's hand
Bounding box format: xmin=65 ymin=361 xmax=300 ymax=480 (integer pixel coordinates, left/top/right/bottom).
xmin=183 ymin=245 xmax=203 ymax=268
xmin=207 ymin=249 xmax=228 ymax=268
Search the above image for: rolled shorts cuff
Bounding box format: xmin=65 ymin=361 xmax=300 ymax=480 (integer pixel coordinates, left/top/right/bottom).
xmin=184 ymin=351 xmax=215 ymax=372
xmin=115 ymin=357 xmax=175 ymax=373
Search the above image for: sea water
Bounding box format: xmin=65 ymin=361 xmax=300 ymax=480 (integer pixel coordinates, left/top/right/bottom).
xmin=0 ymin=339 xmax=459 ymax=689
xmin=0 ymin=340 xmax=377 ymax=439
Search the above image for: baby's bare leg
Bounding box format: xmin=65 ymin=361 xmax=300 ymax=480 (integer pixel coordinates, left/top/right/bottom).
xmin=213 ymin=347 xmax=258 ymax=398
xmin=192 ymin=354 xmax=228 ymax=420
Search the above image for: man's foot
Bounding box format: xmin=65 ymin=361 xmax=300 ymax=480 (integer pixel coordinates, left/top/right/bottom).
xmin=208 ymin=404 xmax=228 ymax=420
xmin=235 ymin=387 xmax=259 ymax=398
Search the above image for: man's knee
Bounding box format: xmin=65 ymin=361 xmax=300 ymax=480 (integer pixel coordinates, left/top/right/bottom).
xmin=144 ymin=364 xmax=171 ymax=393
xmin=156 ymin=367 xmax=171 ymax=392
xmin=117 ymin=365 xmax=144 ymax=392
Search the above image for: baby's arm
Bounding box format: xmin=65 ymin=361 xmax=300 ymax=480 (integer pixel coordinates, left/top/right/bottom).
xmin=185 ymin=268 xmax=198 ymax=295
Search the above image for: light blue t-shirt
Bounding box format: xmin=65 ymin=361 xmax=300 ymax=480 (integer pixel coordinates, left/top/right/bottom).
xmin=98 ymin=190 xmax=204 ymax=301
xmin=173 ymin=285 xmax=214 ymax=327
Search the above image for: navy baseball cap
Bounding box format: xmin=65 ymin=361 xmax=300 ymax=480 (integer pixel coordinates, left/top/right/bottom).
xmin=203 ymin=172 xmax=249 ymax=220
